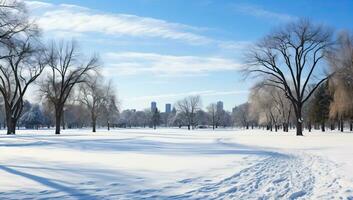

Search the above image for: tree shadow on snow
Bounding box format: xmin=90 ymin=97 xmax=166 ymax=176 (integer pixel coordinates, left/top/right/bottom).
xmin=0 ymin=165 xmax=97 ymax=200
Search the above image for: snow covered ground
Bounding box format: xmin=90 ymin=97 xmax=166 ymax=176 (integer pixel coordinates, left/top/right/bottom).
xmin=0 ymin=128 xmax=352 ymax=199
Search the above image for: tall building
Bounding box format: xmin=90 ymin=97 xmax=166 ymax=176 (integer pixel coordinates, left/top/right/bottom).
xmin=165 ymin=103 xmax=172 ymax=113
xmin=217 ymin=101 xmax=224 ymax=111
xmin=151 ymin=101 xmax=157 ymax=112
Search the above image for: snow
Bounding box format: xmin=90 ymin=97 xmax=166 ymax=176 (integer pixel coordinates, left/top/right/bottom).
xmin=0 ymin=128 xmax=352 ymax=199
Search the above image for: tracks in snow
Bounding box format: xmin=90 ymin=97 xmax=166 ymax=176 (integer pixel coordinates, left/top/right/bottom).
xmin=166 ymin=151 xmax=353 ymax=199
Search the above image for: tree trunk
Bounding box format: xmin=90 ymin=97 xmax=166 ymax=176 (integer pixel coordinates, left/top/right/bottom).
xmin=92 ymin=120 xmax=96 ymax=132
xmin=321 ymin=122 xmax=325 ymax=132
xmin=6 ymin=117 xmax=16 ymax=135
xmin=55 ymin=116 xmax=61 ymax=135
xmin=55 ymin=107 xmax=63 ymax=135
xmin=296 ymin=121 xmax=303 ymax=136
xmin=295 ymin=105 xmax=303 ymax=136
xmin=340 ymin=118 xmax=344 ymax=132
xmin=107 ymin=121 xmax=110 ymax=131
xmin=91 ymin=111 xmax=97 ymax=132
xmin=350 ymin=121 xmax=353 ymax=132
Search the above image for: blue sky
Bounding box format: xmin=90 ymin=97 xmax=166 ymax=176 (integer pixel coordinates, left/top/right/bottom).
xmin=25 ymin=0 xmax=353 ymax=111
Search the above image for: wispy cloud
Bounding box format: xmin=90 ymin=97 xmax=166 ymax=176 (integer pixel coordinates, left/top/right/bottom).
xmin=103 ymin=52 xmax=243 ymax=76
xmin=131 ymin=90 xmax=249 ymax=101
xmin=25 ymin=1 xmax=211 ymax=44
xmin=25 ymin=1 xmax=250 ymax=50
xmin=234 ymin=4 xmax=296 ymax=22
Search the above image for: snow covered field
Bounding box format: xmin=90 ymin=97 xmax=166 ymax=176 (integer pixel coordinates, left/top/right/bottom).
xmin=0 ymin=128 xmax=352 ymax=199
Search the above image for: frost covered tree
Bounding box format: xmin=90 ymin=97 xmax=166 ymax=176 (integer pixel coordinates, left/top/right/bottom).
xmin=20 ymin=104 xmax=45 ymax=129
xmin=175 ymin=95 xmax=201 ymax=130
xmin=245 ymin=19 xmax=334 ymax=136
xmin=40 ymin=40 xmax=99 ymax=134
xmin=250 ymin=82 xmax=293 ymax=132
xmin=327 ymin=31 xmax=353 ymax=131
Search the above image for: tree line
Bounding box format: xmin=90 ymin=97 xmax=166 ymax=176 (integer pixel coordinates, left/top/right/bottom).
xmin=117 ymin=96 xmax=234 ymax=130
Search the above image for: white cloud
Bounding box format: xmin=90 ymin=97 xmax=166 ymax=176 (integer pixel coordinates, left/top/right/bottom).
xmin=25 ymin=1 xmax=251 ymax=49
xmin=25 ymin=1 xmax=210 ymax=44
xmin=234 ymin=4 xmax=296 ymax=22
xmin=24 ymin=0 xmax=52 ymax=9
xmin=103 ymin=52 xmax=243 ymax=76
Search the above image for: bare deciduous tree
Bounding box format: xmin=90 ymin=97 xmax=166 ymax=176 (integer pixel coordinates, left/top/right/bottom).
xmin=232 ymin=103 xmax=250 ymax=129
xmin=0 ymin=2 xmax=45 ymax=134
xmin=40 ymin=40 xmax=99 ymax=134
xmin=0 ymin=1 xmax=32 ymax=47
xmin=101 ymin=93 xmax=119 ymax=131
xmin=207 ymin=103 xmax=217 ymax=130
xmin=245 ymin=19 xmax=333 ymax=136
xmin=175 ymin=95 xmax=201 ymax=130
xmin=79 ymin=74 xmax=113 ymax=132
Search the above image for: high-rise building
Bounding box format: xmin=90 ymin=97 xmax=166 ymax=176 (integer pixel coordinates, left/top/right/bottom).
xmin=151 ymin=101 xmax=157 ymax=112
xmin=165 ymin=103 xmax=172 ymax=113
xmin=217 ymin=101 xmax=224 ymax=111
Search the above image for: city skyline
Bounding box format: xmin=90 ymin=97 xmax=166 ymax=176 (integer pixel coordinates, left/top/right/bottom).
xmin=143 ymin=100 xmax=227 ymax=113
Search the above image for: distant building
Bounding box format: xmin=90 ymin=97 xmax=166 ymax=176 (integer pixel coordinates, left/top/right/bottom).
xmin=165 ymin=103 xmax=172 ymax=113
xmin=151 ymin=101 xmax=157 ymax=112
xmin=217 ymin=101 xmax=224 ymax=111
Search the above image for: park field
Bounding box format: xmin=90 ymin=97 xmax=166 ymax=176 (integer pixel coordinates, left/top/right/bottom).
xmin=0 ymin=128 xmax=352 ymax=199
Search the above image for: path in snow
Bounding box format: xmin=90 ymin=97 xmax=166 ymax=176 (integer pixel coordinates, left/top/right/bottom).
xmin=133 ymin=140 xmax=353 ymax=200
xmin=167 ymin=153 xmax=353 ymax=200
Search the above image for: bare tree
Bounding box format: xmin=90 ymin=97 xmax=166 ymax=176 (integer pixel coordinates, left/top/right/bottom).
xmin=207 ymin=103 xmax=217 ymax=130
xmin=232 ymin=103 xmax=250 ymax=129
xmin=245 ymin=19 xmax=333 ymax=136
xmin=0 ymin=1 xmax=33 ymax=47
xmin=40 ymin=40 xmax=99 ymax=134
xmin=79 ymin=74 xmax=113 ymax=132
xmin=101 ymin=93 xmax=119 ymax=130
xmin=175 ymin=95 xmax=201 ymax=130
xmin=0 ymin=6 xmax=45 ymax=134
